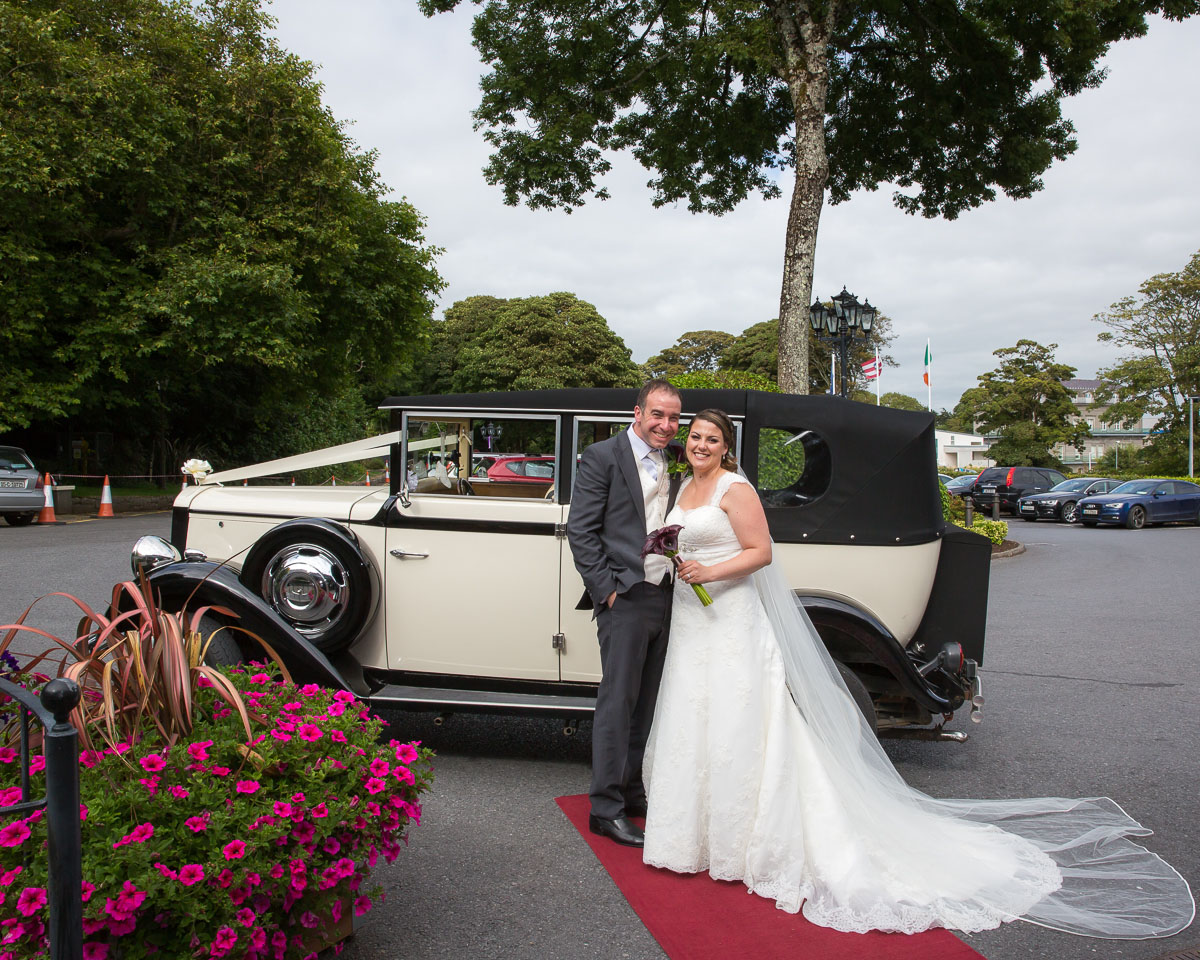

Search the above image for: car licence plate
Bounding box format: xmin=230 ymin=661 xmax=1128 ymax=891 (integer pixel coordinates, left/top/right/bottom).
xmin=981 ymin=485 xmax=996 ymax=495
xmin=1082 ymin=505 xmax=1099 ymax=514
xmin=1020 ymin=503 xmax=1035 ymax=513
xmin=0 ymin=480 xmax=26 ymax=488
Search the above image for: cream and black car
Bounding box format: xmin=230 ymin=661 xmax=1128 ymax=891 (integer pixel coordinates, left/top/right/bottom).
xmin=133 ymin=389 xmax=988 ymax=740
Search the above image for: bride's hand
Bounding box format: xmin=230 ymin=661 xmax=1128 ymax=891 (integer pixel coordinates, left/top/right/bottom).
xmin=676 ymin=559 xmax=711 ymax=585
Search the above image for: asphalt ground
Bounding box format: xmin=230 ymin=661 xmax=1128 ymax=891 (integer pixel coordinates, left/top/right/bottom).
xmin=1 ymin=513 xmax=1197 ymax=960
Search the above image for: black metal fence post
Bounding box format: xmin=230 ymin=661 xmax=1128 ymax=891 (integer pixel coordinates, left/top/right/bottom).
xmin=0 ymin=676 xmax=82 ymax=960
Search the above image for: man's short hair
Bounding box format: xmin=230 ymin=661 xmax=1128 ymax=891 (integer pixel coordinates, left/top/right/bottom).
xmin=636 ymin=379 xmax=682 ymax=410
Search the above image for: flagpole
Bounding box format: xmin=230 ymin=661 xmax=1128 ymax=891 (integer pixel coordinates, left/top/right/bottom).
xmin=875 ymin=349 xmax=881 ymax=406
xmin=830 ymin=352 xmax=836 ymax=396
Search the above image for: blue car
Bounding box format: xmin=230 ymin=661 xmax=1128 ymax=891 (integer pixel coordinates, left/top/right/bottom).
xmin=1076 ymin=478 xmax=1200 ymax=529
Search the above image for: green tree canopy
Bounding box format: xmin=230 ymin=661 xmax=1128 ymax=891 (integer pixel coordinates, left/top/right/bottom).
xmin=0 ymin=0 xmax=443 ymax=469
xmin=957 ymin=340 xmax=1088 ymax=467
xmin=645 ymin=330 xmax=736 ymax=378
xmin=422 ymin=293 xmax=641 ymax=393
xmin=419 ymin=0 xmax=1197 ymax=393
xmin=879 ymin=392 xmax=925 ymax=412
xmin=1092 ymin=248 xmax=1200 ymax=474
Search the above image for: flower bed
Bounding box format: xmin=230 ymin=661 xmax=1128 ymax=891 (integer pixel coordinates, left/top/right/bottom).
xmin=0 ymin=663 xmax=433 ymax=959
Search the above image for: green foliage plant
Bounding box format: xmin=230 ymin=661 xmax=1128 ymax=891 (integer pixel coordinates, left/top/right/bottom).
xmin=964 ymin=517 xmax=1009 ymax=546
xmin=0 ymin=589 xmax=434 ymax=959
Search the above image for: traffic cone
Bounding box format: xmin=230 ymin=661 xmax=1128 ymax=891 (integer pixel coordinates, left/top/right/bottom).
xmin=243 ymin=478 xmax=248 ymax=487
xmin=331 ymin=475 xmax=337 ymax=486
xmin=37 ymin=474 xmax=60 ymax=524
xmin=291 ymin=477 xmax=296 ymax=486
xmin=96 ymin=476 xmax=115 ymax=518
xmin=181 ymin=477 xmax=188 ymax=492
xmin=384 ymin=460 xmax=391 ymax=484
xmin=364 ymin=471 xmax=371 ymax=486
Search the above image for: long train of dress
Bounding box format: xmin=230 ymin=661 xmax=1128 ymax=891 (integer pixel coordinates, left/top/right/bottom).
xmin=642 ymin=472 xmax=1193 ymax=938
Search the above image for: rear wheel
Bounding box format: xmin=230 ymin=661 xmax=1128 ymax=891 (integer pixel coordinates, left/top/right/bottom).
xmin=1125 ymin=506 xmax=1146 ymax=530
xmin=1060 ymin=501 xmax=1079 ymax=524
xmin=194 ymin=612 xmax=244 ymax=668
xmin=3 ymin=511 xmax=35 ymax=526
xmin=835 ymin=662 xmax=877 ymax=734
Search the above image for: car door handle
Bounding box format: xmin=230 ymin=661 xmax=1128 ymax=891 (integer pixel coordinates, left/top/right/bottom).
xmin=389 ymin=549 xmax=429 ymax=559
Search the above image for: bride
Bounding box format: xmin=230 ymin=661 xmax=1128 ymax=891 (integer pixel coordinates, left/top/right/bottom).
xmin=641 ymin=408 xmax=1194 ymax=939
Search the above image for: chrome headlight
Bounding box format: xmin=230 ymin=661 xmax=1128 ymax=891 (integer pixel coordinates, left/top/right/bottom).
xmin=1108 ymin=502 xmax=1124 ymax=509
xmin=1042 ymin=498 xmax=1058 ymax=506
xmin=131 ymin=535 xmax=181 ymax=577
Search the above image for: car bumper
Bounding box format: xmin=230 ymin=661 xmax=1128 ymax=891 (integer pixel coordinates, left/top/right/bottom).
xmin=0 ymin=492 xmax=43 ymax=511
xmin=1079 ymin=507 xmax=1124 ymax=524
xmin=1018 ymin=501 xmax=1061 ymax=519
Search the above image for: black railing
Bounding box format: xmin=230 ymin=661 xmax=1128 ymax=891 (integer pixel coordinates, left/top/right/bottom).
xmin=0 ymin=677 xmax=82 ymax=960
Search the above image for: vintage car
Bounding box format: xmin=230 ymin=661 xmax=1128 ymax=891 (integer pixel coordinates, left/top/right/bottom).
xmin=132 ymin=389 xmax=989 ymax=740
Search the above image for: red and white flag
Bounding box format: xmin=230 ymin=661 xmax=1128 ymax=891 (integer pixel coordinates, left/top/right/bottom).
xmin=861 ymin=356 xmax=881 ymax=381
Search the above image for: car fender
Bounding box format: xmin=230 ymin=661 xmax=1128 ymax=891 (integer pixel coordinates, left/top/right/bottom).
xmin=141 ymin=560 xmax=352 ymax=693
xmin=800 ymin=595 xmax=968 ymax=713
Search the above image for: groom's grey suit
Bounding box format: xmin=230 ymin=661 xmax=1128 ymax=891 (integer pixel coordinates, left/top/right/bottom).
xmin=567 ymin=429 xmax=680 ymax=820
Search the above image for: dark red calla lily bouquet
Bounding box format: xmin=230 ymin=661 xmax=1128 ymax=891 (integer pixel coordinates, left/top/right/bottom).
xmin=641 ymin=524 xmax=714 ymax=606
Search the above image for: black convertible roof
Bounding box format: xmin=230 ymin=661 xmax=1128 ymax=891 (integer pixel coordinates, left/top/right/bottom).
xmin=382 ymin=389 xmax=943 ymax=546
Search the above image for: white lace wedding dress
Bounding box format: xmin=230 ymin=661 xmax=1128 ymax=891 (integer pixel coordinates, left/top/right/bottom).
xmin=642 ymin=471 xmax=1193 ymax=938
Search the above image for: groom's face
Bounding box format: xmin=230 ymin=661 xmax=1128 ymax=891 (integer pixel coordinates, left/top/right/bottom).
xmin=632 ymin=389 xmax=682 ymax=450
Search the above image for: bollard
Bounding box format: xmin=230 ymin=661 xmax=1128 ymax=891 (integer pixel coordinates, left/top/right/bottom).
xmin=991 ymin=495 xmax=1000 ymax=521
xmin=964 ymin=499 xmax=974 ymax=527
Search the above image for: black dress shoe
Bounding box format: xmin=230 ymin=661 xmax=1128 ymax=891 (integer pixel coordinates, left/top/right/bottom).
xmin=624 ymin=802 xmax=647 ymax=818
xmin=588 ymin=814 xmax=645 ymax=847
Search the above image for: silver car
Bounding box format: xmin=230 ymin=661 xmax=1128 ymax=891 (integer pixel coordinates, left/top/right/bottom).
xmin=0 ymin=446 xmax=42 ymax=526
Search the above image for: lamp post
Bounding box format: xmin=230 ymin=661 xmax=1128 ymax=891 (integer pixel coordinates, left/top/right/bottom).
xmin=809 ymin=287 xmax=877 ymax=398
xmin=1188 ymin=395 xmax=1200 ymax=479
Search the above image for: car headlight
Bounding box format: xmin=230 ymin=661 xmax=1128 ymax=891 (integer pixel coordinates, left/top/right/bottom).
xmin=1107 ymin=502 xmax=1124 ymax=509
xmin=1042 ymin=499 xmax=1058 ymax=506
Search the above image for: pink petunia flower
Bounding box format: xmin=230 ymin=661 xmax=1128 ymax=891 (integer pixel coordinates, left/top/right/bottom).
xmin=353 ymin=896 xmax=372 ymax=917
xmin=28 ymin=756 xmax=45 ymax=775
xmin=393 ymin=766 xmax=415 ymax=785
xmin=82 ymin=943 xmax=109 ymax=960
xmin=210 ymin=766 xmax=231 ymax=777
xmin=81 ymin=880 xmax=95 ymax=902
xmin=138 ymin=754 xmax=166 ymax=772
xmin=0 ymin=823 xmax=30 ymax=847
xmin=299 ymin=910 xmax=319 ymax=929
xmin=186 ymin=740 xmax=213 ymax=762
xmin=249 ymin=673 xmax=270 ymax=685
xmin=330 ymin=730 xmax=347 ymax=743
xmin=168 ymin=785 xmax=189 ymax=799
xmin=223 ymin=840 xmax=247 ymax=860
xmin=395 ymin=743 xmax=419 ymax=764
xmin=333 ymin=690 xmax=355 ymax=703
xmin=300 ymin=683 xmax=320 ymax=697
xmin=364 ymin=777 xmax=386 ymax=794
xmin=16 ymin=886 xmax=47 ymax=917
xmin=236 ymin=907 xmax=256 ymax=927
xmin=298 ymin=724 xmax=323 ymax=742
xmin=310 ymin=803 xmax=328 ymax=819
xmin=179 ymin=864 xmax=205 ymax=886
xmin=273 ymin=802 xmax=293 ymax=818
xmin=235 ymin=780 xmax=261 ymax=795
xmin=138 ymin=776 xmax=160 ymax=795
xmin=326 ymin=701 xmax=346 ymax=717
xmin=0 ymin=748 xmax=16 ymax=763
xmin=185 ymin=816 xmax=208 ymax=833
xmin=130 ymin=822 xmax=154 ymax=843
xmin=79 ymin=803 xmax=88 ymax=821
xmin=369 ymin=758 xmax=390 ymax=777
xmin=270 ymin=729 xmax=291 ymax=742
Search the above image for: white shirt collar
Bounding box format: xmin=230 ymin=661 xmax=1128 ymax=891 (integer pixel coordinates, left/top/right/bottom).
xmin=627 ymin=425 xmax=656 ymax=461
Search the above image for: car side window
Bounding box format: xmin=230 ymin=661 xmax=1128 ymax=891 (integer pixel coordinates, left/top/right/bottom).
xmin=755 ymin=427 xmax=831 ymax=507
xmin=1154 ymin=483 xmax=1173 ymax=495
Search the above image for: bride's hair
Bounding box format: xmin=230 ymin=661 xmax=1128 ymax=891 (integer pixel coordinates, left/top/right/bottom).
xmin=691 ymin=409 xmax=739 ymax=472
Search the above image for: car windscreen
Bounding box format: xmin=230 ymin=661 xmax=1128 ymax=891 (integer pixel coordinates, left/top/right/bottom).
xmin=1052 ymin=479 xmax=1093 ymax=492
xmin=0 ymin=448 xmax=33 ymax=470
xmin=1110 ymin=480 xmax=1157 ymax=494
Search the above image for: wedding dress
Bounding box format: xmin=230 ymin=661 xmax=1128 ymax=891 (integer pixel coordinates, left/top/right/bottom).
xmin=642 ymin=471 xmax=1193 ymax=938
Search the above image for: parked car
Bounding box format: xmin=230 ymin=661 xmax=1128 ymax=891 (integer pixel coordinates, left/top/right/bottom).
xmin=968 ymin=466 xmax=1067 ymax=515
xmin=131 ymin=390 xmax=989 ymax=739
xmin=1016 ymin=477 xmax=1121 ymax=524
xmin=943 ymin=474 xmax=977 ymax=498
xmin=479 ymin=454 xmax=555 ymax=485
xmin=1077 ymin=478 xmax=1200 ymax=529
xmin=938 ymin=474 xmax=953 ymax=486
xmin=0 ymin=446 xmax=42 ymax=526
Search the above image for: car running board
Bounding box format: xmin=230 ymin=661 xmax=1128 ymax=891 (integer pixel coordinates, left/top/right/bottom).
xmin=368 ymin=684 xmax=596 ymax=718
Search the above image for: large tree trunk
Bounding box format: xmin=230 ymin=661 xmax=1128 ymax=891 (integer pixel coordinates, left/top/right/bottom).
xmin=768 ymin=1 xmax=837 ymax=394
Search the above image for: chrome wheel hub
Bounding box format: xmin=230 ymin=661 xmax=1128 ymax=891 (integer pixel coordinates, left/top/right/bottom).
xmin=261 ymin=544 xmax=349 ymax=638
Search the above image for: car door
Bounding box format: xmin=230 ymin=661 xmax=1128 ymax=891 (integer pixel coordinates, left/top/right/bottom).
xmin=1148 ymin=482 xmax=1176 ymax=522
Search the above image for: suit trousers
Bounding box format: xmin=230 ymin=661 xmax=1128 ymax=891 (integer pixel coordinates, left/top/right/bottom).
xmin=590 ymin=578 xmax=672 ymax=819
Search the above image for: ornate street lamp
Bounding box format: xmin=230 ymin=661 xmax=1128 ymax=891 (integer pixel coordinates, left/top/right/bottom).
xmin=810 ymin=287 xmax=877 ymax=398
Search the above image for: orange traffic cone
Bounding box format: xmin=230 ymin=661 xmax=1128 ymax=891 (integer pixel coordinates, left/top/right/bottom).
xmin=37 ymin=474 xmax=60 ymax=524
xmin=97 ymin=476 xmax=115 ymax=518
xmin=331 ymin=475 xmax=337 ymax=486
xmin=384 ymin=460 xmax=391 ymax=484
xmin=291 ymin=477 xmax=296 ymax=486
xmin=364 ymin=471 xmax=371 ymax=486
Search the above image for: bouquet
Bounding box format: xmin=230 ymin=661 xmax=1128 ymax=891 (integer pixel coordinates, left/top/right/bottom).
xmin=641 ymin=525 xmax=714 ymax=606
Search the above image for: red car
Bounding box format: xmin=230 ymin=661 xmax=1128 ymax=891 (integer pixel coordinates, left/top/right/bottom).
xmin=475 ymin=455 xmax=555 ymax=484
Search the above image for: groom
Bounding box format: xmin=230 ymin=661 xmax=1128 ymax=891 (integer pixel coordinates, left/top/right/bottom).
xmin=567 ymin=379 xmax=683 ymax=847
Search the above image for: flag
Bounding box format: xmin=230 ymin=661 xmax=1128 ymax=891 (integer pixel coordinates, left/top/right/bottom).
xmin=923 ymin=342 xmax=931 ymax=386
xmin=861 ymin=357 xmax=881 ymax=380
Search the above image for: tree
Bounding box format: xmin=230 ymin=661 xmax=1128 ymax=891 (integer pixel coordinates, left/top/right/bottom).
xmin=1092 ymin=249 xmax=1200 ymax=474
xmin=957 ymin=341 xmax=1088 ymax=467
xmin=418 ymin=0 xmax=1197 ymax=395
xmin=645 ymin=330 xmax=736 ymax=378
xmin=423 ymin=293 xmax=641 ymax=393
xmin=0 ymin=0 xmax=443 ymax=468
xmin=879 ymin=392 xmax=925 ymax=412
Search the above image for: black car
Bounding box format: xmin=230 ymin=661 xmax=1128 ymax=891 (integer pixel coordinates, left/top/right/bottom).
xmin=1016 ymin=477 xmax=1121 ymax=524
xmin=968 ymin=466 xmax=1068 ymax=515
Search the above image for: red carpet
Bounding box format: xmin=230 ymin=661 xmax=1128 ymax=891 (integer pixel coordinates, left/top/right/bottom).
xmin=557 ymin=795 xmax=986 ymax=960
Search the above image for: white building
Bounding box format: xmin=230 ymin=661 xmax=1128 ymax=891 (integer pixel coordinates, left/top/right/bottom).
xmin=935 ymin=429 xmax=991 ymax=471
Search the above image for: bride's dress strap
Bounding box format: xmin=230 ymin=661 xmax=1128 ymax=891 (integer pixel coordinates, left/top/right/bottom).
xmin=712 ymin=469 xmax=749 ymax=506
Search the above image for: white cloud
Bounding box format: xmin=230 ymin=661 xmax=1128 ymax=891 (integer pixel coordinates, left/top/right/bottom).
xmin=270 ymin=2 xmax=1200 ymax=408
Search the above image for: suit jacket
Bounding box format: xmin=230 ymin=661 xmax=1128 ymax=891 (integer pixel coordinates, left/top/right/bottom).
xmin=567 ymin=430 xmax=682 ymax=613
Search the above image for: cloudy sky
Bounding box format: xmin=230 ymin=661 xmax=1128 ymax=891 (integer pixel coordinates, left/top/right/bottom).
xmin=269 ymin=3 xmax=1200 ymax=410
